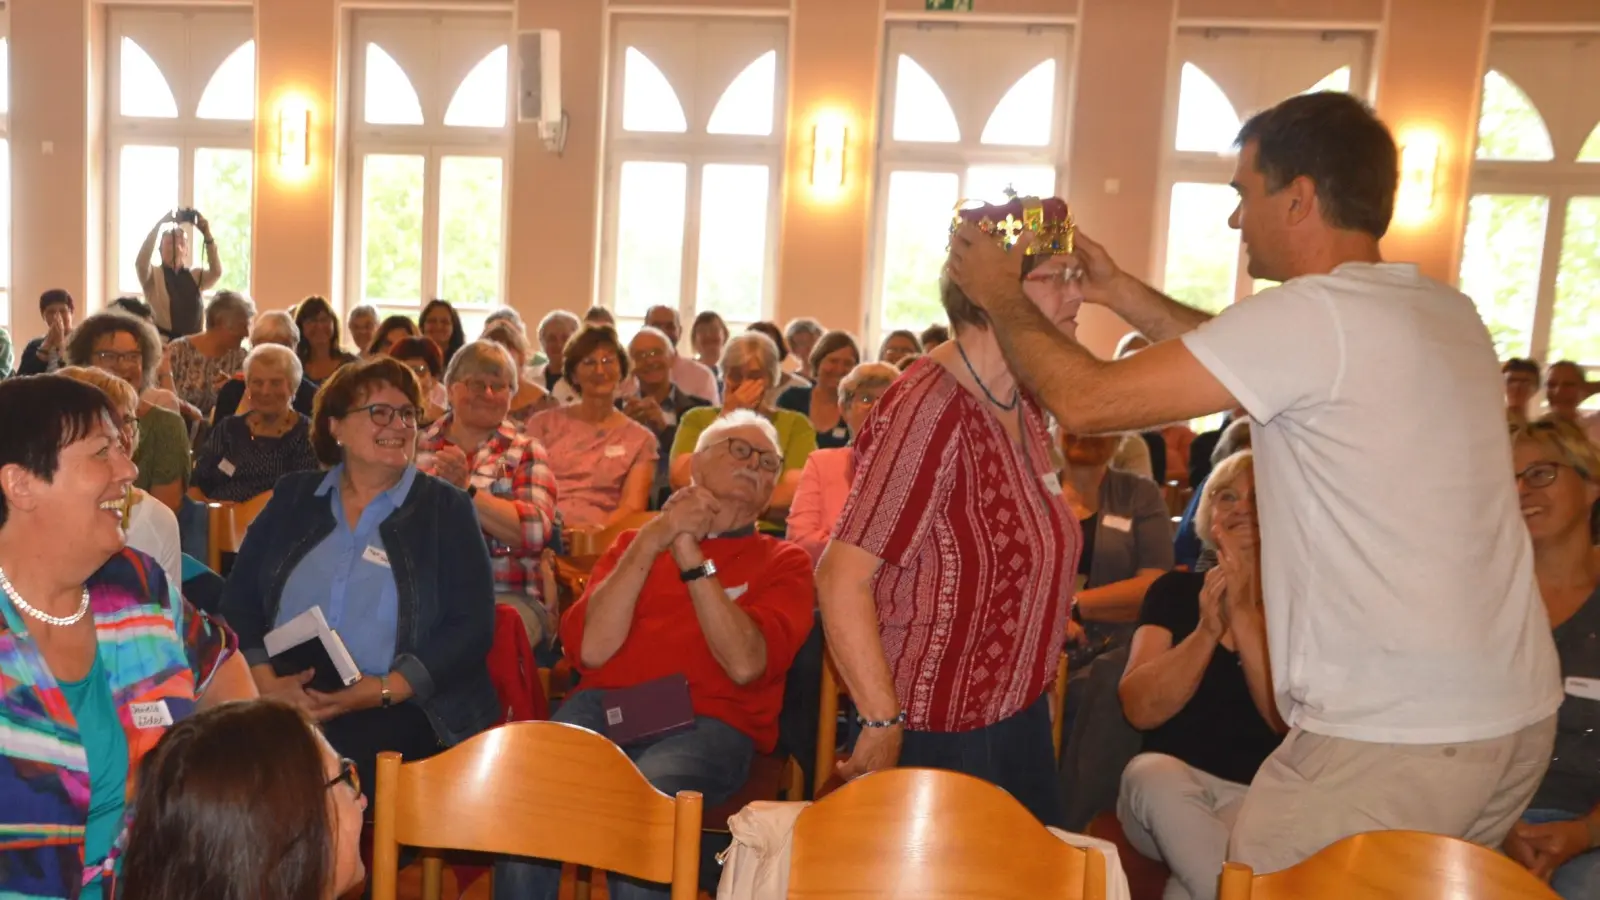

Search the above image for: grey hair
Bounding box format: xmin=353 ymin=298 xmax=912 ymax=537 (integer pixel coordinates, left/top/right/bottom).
xmin=445 ymin=339 xmax=519 ymax=391
xmin=721 ymin=332 xmax=781 ymax=387
xmin=485 ymin=307 xmax=524 ymax=331
xmin=537 ymin=310 xmax=581 ymax=339
xmin=347 ymin=303 xmax=378 ymax=324
xmin=251 ymin=310 xmax=300 ymax=348
xmin=1195 ymin=450 xmax=1254 ymax=550
xmin=838 ymin=361 xmax=899 ymax=406
xmin=785 ymin=317 xmax=824 ymax=343
xmin=205 ymin=291 xmax=257 ymax=331
xmin=630 ymin=325 xmax=676 ymax=357
xmin=244 ymin=342 xmax=304 ymax=387
xmin=695 ymin=409 xmax=781 ymax=459
xmin=1212 ymin=417 xmax=1253 ymax=466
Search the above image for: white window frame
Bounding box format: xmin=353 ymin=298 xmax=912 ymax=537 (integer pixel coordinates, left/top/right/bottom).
xmin=105 ymin=8 xmax=255 ymax=302
xmin=1465 ymin=33 xmax=1600 ymax=368
xmin=1154 ymin=28 xmax=1374 ymax=304
xmin=868 ymin=21 xmax=1074 ymax=347
xmin=598 ymin=15 xmax=790 ymax=334
xmin=344 ymin=11 xmax=513 ymax=321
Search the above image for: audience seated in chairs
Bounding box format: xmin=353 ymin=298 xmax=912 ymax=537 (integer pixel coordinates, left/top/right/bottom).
xmin=122 ymin=700 xmax=367 ymax=900
xmin=788 ymin=361 xmax=898 ymax=565
xmin=53 ymin=366 xmax=183 ymax=590
xmin=212 ymin=311 xmax=320 ymax=420
xmin=671 ymin=332 xmax=818 ymax=534
xmin=418 ymin=340 xmax=558 ymax=650
xmin=493 ymin=409 xmax=815 ymax=900
xmin=221 ymin=357 xmax=500 ymax=799
xmin=1116 ymin=451 xmax=1284 ymax=900
xmin=622 ymin=325 xmax=712 ymax=509
xmin=66 ymin=311 xmax=191 ymax=514
xmin=1503 ymin=419 xmax=1600 ymax=900
xmin=191 ymin=344 xmax=318 ymax=504
xmin=526 ymin=325 xmax=657 ymax=539
xmin=777 ymin=331 xmax=861 ymax=451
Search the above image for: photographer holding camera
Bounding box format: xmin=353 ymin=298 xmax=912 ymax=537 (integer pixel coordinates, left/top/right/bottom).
xmin=136 ymin=208 xmax=224 ymax=339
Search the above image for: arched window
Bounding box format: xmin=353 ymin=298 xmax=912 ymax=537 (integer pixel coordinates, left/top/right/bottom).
xmin=891 ymin=56 xmax=960 ymax=144
xmin=1174 ymin=64 xmax=1240 ymax=153
xmin=981 ymin=59 xmax=1056 ymax=147
xmin=1475 ymin=71 xmax=1554 ymax=162
xmin=109 ymin=12 xmax=255 ymax=300
xmin=603 ymin=19 xmax=788 ymax=334
xmin=348 ymin=14 xmax=513 ymax=332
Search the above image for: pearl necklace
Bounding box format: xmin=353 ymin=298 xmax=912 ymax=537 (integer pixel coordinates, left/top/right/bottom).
xmin=0 ymin=566 xmax=91 ymax=627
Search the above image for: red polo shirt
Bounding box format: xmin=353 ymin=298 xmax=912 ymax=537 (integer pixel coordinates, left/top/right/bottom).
xmin=561 ymin=531 xmax=815 ymax=753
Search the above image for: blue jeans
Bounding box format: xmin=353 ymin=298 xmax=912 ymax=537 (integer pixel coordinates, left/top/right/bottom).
xmin=1521 ymin=809 xmax=1600 ymax=900
xmin=491 ymin=689 xmax=754 ymax=900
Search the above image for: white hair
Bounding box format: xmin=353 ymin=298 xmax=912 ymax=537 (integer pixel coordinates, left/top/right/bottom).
xmin=722 ymin=332 xmax=781 ymax=387
xmin=785 ymin=317 xmax=823 ymax=343
xmin=446 ymin=339 xmax=519 ymax=391
xmin=251 ymin=310 xmax=299 ymax=347
xmin=347 ymin=303 xmax=378 ymax=324
xmin=695 ymin=409 xmax=781 ymax=459
xmin=244 ymin=342 xmax=304 ymax=387
xmin=630 ymin=325 xmax=676 ymax=357
xmin=537 ymin=310 xmax=581 ymax=339
xmin=485 ymin=306 xmax=525 ymax=331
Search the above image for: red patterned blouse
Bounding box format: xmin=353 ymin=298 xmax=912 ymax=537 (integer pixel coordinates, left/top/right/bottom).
xmin=832 ymin=358 xmax=1079 ymax=733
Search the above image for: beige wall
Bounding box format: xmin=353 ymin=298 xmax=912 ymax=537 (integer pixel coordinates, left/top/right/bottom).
xmin=8 ymin=0 xmax=1600 ymax=355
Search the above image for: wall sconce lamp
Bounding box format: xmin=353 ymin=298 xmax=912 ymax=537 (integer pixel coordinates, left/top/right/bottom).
xmin=811 ymin=119 xmax=847 ymax=190
xmin=279 ymin=103 xmax=311 ymax=169
xmin=1397 ymin=136 xmax=1439 ymax=219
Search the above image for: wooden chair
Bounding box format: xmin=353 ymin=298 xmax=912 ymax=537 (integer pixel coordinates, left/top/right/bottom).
xmin=370 ymin=721 xmax=703 ymax=900
xmin=787 ymin=768 xmax=1108 ymax=899
xmin=204 ymin=490 xmax=272 ymax=572
xmin=1217 ymin=830 xmax=1561 ymax=899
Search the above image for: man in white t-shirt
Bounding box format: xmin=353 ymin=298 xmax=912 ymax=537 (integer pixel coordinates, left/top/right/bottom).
xmin=946 ymin=91 xmax=1561 ymax=874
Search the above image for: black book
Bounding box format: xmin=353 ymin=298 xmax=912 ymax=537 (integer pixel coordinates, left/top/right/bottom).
xmin=263 ymin=607 xmax=362 ymax=694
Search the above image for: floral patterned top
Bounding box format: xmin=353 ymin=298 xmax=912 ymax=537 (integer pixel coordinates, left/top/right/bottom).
xmin=165 ymin=337 xmax=246 ymax=418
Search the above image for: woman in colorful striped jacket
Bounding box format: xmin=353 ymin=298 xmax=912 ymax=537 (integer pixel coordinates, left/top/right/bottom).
xmin=0 ymin=375 xmax=256 ymax=899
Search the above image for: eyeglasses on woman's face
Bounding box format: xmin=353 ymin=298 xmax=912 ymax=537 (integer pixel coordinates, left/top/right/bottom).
xmin=93 ymin=350 xmax=143 ymax=368
xmin=578 ymin=354 xmax=620 ymax=372
xmin=462 ymin=377 xmax=511 ymax=397
xmin=720 ymin=437 xmax=782 ymax=473
xmin=349 ymin=403 xmax=420 ymax=429
xmin=1516 ymin=461 xmax=1576 ymax=489
xmin=326 ymin=757 xmax=361 ymax=796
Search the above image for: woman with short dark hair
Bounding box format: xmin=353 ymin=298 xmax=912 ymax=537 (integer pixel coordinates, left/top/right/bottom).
xmin=17 ymin=288 xmax=76 ymax=376
xmin=0 ymin=376 xmax=254 ymax=897
xmin=67 ymin=312 xmax=192 ymax=513
xmin=420 ymin=300 xmax=466 ymax=368
xmin=692 ymin=310 xmax=729 ymax=376
xmin=369 ymin=314 xmax=420 ymax=357
xmin=390 ymin=336 xmax=448 ymax=427
xmin=221 ymin=357 xmax=499 ymax=797
xmin=295 ymin=296 xmax=359 ymax=386
xmin=777 ymin=331 xmax=861 ymax=450
xmin=123 ymin=700 xmax=367 ymax=900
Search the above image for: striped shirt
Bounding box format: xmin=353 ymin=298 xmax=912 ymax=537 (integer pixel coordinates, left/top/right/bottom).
xmin=832 ymin=358 xmax=1078 ymax=733
xmin=0 ymin=548 xmax=237 ymax=898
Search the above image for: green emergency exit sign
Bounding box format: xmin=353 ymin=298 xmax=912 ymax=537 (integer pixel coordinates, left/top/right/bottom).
xmin=926 ymin=0 xmax=973 ymax=9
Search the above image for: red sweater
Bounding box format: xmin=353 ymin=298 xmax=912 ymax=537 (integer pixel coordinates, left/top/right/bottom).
xmin=561 ymin=531 xmax=815 ymax=753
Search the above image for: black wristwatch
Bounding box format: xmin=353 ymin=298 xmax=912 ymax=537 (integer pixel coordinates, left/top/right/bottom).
xmin=679 ymin=560 xmax=718 ymax=583
xmin=467 ymin=485 xmax=478 ymax=499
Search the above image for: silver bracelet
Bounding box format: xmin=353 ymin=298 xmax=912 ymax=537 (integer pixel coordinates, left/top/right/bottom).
xmin=857 ymin=710 xmax=907 ymax=729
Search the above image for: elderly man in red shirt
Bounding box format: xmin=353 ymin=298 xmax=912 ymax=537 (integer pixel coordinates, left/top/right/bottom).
xmin=493 ymin=409 xmax=815 ymax=900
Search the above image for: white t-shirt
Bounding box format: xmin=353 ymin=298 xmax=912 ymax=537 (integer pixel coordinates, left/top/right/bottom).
xmin=124 ymin=488 xmax=182 ymax=592
xmin=1182 ymin=262 xmax=1561 ymax=744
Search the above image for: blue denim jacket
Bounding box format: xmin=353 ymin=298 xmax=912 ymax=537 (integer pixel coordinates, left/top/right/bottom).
xmin=219 ymin=468 xmax=499 ymax=745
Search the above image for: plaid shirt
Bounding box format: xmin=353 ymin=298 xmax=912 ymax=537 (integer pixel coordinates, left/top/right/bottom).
xmin=419 ymin=415 xmax=557 ymax=604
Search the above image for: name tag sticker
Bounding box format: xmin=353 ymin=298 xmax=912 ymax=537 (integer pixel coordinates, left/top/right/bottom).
xmin=362 ymin=545 xmax=391 ymax=568
xmin=606 ymin=707 xmax=624 ymax=726
xmin=725 ymin=584 xmax=749 ymax=601
xmin=217 ymin=459 xmax=236 ymax=477
xmin=1041 ymin=473 xmax=1063 ymax=496
xmin=604 ymin=444 xmax=628 ymax=459
xmin=1565 ymin=676 xmax=1600 ymax=701
xmin=832 ymin=427 xmax=848 ymax=439
xmin=662 ymin=410 xmax=678 ymax=427
xmin=1103 ymin=514 xmax=1134 ymax=533
xmin=130 ymin=701 xmax=174 ymax=729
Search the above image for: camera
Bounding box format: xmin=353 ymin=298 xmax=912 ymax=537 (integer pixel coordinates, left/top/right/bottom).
xmin=174 ymin=207 xmax=200 ymax=225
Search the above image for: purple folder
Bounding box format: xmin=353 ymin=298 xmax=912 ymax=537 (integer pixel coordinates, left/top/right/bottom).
xmin=601 ymin=673 xmax=696 ymax=746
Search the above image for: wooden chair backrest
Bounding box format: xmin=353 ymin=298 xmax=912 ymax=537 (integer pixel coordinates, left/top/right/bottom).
xmin=786 ymin=768 xmax=1107 ymax=899
xmin=205 ymin=490 xmax=272 ymax=571
xmin=1217 ymin=830 xmax=1561 ymax=900
xmin=370 ymin=721 xmax=703 ymax=900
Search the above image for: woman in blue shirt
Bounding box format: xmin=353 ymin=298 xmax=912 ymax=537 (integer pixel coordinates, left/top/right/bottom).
xmin=221 ymin=357 xmax=500 ymax=797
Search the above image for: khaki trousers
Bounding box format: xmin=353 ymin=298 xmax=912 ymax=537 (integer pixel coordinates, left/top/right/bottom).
xmin=1228 ymin=716 xmax=1556 ymax=875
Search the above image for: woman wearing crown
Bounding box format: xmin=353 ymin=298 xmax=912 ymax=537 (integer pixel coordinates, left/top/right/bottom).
xmin=816 ymin=195 xmax=1083 ymax=825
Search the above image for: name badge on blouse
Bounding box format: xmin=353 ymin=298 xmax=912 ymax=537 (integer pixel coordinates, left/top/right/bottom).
xmin=1103 ymin=514 xmax=1133 ymax=533
xmin=218 ymin=459 xmax=237 ymax=477
xmin=1565 ymin=676 xmax=1600 ymax=702
xmin=605 ymin=444 xmax=627 ymax=459
xmin=1041 ymin=473 xmax=1063 ymax=496
xmin=831 ymin=427 xmax=848 ymax=439
xmin=662 ymin=410 xmax=678 ymax=427
xmin=130 ymin=701 xmax=174 ymax=729
xmin=362 ymin=545 xmax=391 ymax=568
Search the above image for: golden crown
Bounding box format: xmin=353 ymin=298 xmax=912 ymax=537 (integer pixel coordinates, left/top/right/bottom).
xmin=949 ymin=187 xmax=1075 ymax=256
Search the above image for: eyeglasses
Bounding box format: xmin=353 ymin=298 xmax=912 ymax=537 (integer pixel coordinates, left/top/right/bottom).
xmin=93 ymin=350 xmax=143 ymax=367
xmin=350 ymin=403 xmax=420 ymax=428
xmin=721 ymin=437 xmax=782 ymax=473
xmin=462 ymin=378 xmax=511 ymax=397
xmin=631 ymin=347 xmax=668 ymax=363
xmin=1211 ymin=488 xmax=1254 ymax=508
xmin=848 ymin=392 xmax=881 ymax=408
xmin=578 ymin=355 xmax=619 ymax=370
xmin=723 ymin=369 xmax=768 ymax=385
xmin=326 ymin=758 xmax=361 ymax=797
xmin=1516 ymin=461 xmax=1575 ymax=489
xmin=402 ymin=362 xmax=431 ymax=378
